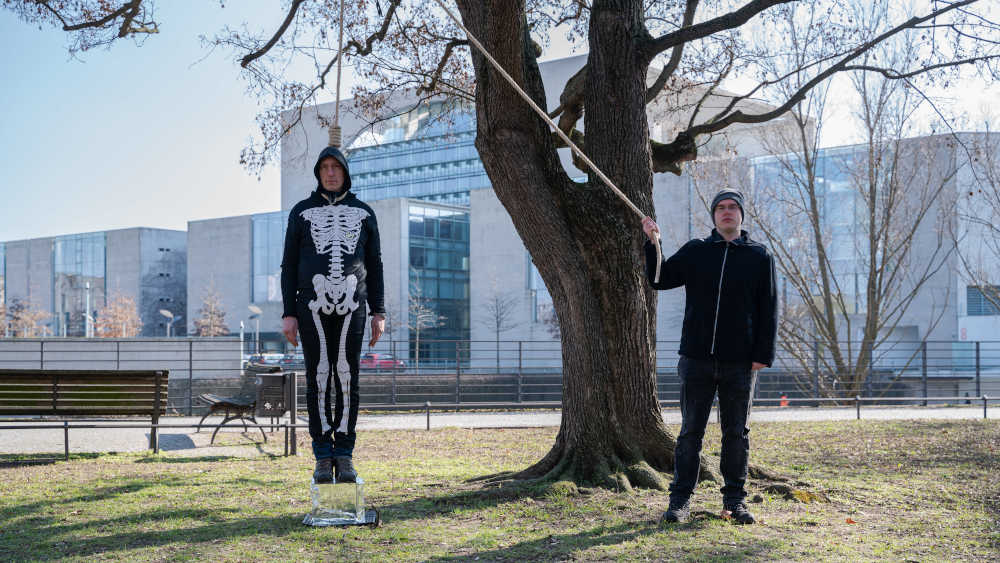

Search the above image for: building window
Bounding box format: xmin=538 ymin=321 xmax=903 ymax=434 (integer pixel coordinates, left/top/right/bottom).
xmin=252 ymin=210 xmax=289 ymax=303
xmin=408 ymin=203 xmax=470 ymax=360
xmin=52 ymin=232 xmax=107 ymax=337
xmin=968 ymin=285 xmax=1000 ymax=316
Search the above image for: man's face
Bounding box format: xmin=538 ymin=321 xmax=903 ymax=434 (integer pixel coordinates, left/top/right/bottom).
xmin=319 ymin=157 xmax=346 ymax=192
xmin=713 ymin=199 xmax=742 ymax=231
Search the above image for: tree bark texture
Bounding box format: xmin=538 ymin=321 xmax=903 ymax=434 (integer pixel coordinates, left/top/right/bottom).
xmin=455 ymin=0 xmax=715 ymax=489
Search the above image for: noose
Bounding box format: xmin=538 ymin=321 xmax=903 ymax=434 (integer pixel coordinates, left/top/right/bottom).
xmin=428 ymin=0 xmax=664 ymax=282
xmin=328 ymin=0 xmax=346 ymax=149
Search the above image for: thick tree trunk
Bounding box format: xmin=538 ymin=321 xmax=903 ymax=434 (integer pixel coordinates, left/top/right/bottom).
xmin=456 ymin=0 xmax=715 ymax=489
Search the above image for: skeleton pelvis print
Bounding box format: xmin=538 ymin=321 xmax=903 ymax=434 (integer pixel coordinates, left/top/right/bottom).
xmin=301 ymin=205 xmax=369 ymax=315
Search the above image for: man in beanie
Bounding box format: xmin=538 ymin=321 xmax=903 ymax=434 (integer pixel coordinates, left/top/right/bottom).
xmin=641 ymin=189 xmax=777 ymax=525
xmin=281 ymin=146 xmax=386 ymax=484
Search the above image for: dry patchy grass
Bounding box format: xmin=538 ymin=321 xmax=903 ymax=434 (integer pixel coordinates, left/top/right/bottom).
xmin=0 ymin=420 xmax=997 ymax=561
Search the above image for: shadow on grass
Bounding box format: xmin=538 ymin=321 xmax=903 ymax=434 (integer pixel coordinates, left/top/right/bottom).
xmin=134 ymin=455 xmax=246 ymax=464
xmin=423 ymin=518 xmax=780 ymax=562
xmin=0 ymin=453 xmax=102 ymax=467
xmin=0 ymin=508 xmax=303 ymax=561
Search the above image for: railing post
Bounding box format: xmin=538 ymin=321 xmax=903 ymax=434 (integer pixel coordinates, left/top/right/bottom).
xmin=64 ymin=421 xmax=69 ymax=461
xmin=425 ymin=401 xmax=431 ymax=431
xmin=921 ymin=341 xmax=928 ymax=407
xmin=116 ymin=340 xmax=121 ymax=370
xmin=455 ymin=341 xmax=462 ymax=405
xmin=40 ymin=340 xmax=44 ymax=370
xmin=856 ymin=395 xmax=861 ymax=420
xmin=517 ymin=341 xmax=523 ymax=403
xmin=984 ymin=394 xmax=989 ymax=420
xmin=975 ymin=341 xmax=981 ymax=399
xmin=289 ymin=371 xmax=297 ymax=456
xmin=812 ymin=340 xmax=820 ymax=407
xmin=188 ymin=339 xmax=194 ymax=416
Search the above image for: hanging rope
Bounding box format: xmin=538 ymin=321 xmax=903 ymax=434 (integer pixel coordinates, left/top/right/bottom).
xmin=328 ymin=0 xmax=346 ymax=148
xmin=428 ymin=0 xmax=663 ymax=282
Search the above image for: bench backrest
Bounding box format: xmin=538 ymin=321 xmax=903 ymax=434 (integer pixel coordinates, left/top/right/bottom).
xmin=0 ymin=370 xmax=168 ymax=416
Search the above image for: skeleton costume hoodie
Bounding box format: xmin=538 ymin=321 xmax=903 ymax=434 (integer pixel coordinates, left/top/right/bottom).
xmin=281 ymin=146 xmax=386 ymax=319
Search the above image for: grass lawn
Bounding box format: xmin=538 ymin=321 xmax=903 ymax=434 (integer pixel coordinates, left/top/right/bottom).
xmin=1 ymin=419 xmax=998 ymax=561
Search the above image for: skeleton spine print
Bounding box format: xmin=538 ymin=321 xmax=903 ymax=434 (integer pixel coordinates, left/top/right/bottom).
xmin=300 ymin=205 xmax=370 ymax=315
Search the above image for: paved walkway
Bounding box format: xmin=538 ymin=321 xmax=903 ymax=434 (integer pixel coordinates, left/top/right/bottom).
xmin=1 ymin=406 xmax=996 ymax=455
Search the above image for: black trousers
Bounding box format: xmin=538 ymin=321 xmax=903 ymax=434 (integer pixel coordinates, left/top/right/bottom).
xmin=297 ymin=297 xmax=366 ymax=460
xmin=670 ymin=356 xmax=757 ymax=506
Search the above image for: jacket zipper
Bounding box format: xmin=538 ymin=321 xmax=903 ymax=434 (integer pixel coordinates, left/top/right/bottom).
xmin=710 ymin=242 xmax=730 ymax=355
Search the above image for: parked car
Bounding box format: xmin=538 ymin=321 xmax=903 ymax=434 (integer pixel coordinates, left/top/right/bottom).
xmin=360 ymin=352 xmax=406 ymax=371
xmin=280 ymin=352 xmax=305 ymax=369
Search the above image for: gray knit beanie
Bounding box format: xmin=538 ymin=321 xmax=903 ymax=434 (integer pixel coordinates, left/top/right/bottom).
xmin=710 ymin=189 xmax=745 ymax=224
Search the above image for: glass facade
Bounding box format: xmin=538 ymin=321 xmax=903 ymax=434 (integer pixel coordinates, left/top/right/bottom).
xmin=408 ymin=204 xmax=470 ymax=360
xmin=52 ymin=232 xmax=106 ymax=337
xmin=752 ymin=147 xmax=865 ymax=313
xmin=350 ymin=101 xmax=481 ymax=206
xmin=0 ymin=243 xmax=5 ymax=306
xmin=251 ymin=210 xmax=289 ymax=303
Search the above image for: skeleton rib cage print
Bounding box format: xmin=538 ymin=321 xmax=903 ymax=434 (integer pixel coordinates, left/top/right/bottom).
xmin=301 ymin=204 xmax=370 ymax=316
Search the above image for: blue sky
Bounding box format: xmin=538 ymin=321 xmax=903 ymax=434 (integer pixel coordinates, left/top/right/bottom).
xmin=0 ymin=1 xmax=294 ymax=242
xmin=1 ymin=4 xmax=995 ymax=242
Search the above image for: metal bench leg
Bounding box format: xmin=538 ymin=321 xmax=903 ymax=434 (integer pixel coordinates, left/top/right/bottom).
xmin=210 ymin=415 xmax=241 ymax=445
xmin=196 ymin=411 xmax=213 ymax=433
xmin=247 ymin=416 xmax=268 ymax=443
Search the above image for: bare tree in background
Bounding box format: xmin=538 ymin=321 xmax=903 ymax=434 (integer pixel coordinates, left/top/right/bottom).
xmin=9 ymin=0 xmax=999 ymax=489
xmin=193 ymin=282 xmax=230 ymax=337
xmin=727 ymin=2 xmax=959 ymax=398
xmin=6 ymin=298 xmax=49 ymax=338
xmin=478 ymin=274 xmax=521 ymax=372
xmin=408 ymin=272 xmax=445 ymax=371
xmin=95 ymin=291 xmax=143 ymax=337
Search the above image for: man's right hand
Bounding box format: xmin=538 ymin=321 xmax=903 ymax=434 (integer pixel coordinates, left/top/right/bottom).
xmin=642 ymin=216 xmax=661 ymax=244
xmin=282 ymin=316 xmax=299 ymax=347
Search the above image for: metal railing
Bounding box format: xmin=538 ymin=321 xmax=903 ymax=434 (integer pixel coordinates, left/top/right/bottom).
xmin=3 ymin=338 xmax=1000 ymax=412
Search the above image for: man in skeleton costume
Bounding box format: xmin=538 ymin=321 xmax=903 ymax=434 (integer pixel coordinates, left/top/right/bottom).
xmin=281 ymin=146 xmax=386 ymax=484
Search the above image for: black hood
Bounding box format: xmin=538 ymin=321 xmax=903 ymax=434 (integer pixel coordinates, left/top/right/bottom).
xmin=313 ymin=146 xmax=352 ymax=193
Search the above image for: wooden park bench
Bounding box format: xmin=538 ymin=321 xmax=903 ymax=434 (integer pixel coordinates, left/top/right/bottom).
xmin=0 ymin=369 xmax=168 ymax=455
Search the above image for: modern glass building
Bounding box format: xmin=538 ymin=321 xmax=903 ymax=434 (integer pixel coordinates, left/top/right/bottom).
xmin=52 ymin=232 xmax=107 ymax=337
xmin=251 ymin=210 xmax=290 ymax=305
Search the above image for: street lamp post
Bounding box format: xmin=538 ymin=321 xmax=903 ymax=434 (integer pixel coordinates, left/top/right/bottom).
xmin=160 ymin=309 xmax=175 ymax=337
xmin=84 ymin=281 xmax=92 ymax=338
xmin=248 ymin=305 xmax=263 ymax=355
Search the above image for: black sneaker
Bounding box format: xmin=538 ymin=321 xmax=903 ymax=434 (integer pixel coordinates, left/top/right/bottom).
xmin=313 ymin=458 xmax=333 ymax=484
xmin=724 ymin=502 xmax=756 ymax=525
xmin=334 ymin=456 xmax=357 ymax=483
xmin=662 ymin=497 xmax=691 ymax=523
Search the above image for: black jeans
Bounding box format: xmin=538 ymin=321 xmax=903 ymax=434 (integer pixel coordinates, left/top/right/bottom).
xmin=297 ymin=297 xmax=366 ymax=460
xmin=670 ymin=356 xmax=757 ymax=506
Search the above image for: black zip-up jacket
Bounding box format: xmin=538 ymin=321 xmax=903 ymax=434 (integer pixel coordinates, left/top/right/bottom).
xmin=281 ymin=147 xmax=385 ymax=319
xmin=645 ymin=229 xmax=777 ymax=366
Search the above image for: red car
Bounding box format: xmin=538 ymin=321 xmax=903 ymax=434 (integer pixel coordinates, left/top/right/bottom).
xmin=360 ymin=352 xmax=406 ymax=371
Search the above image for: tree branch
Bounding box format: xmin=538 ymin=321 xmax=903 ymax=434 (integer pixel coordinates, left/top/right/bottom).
xmin=644 ymin=0 xmax=699 ymax=104
xmin=417 ymin=39 xmax=469 ymax=95
xmin=645 ymin=0 xmax=792 ymax=57
xmin=346 ymin=0 xmax=403 ymax=56
xmin=240 ymin=0 xmax=306 ymax=68
xmin=686 ymin=0 xmax=980 ymax=138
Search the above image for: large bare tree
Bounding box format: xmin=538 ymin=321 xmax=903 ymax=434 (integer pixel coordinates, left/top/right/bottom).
xmin=711 ymin=1 xmax=962 ymax=398
xmin=8 ymin=0 xmax=999 ymax=489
